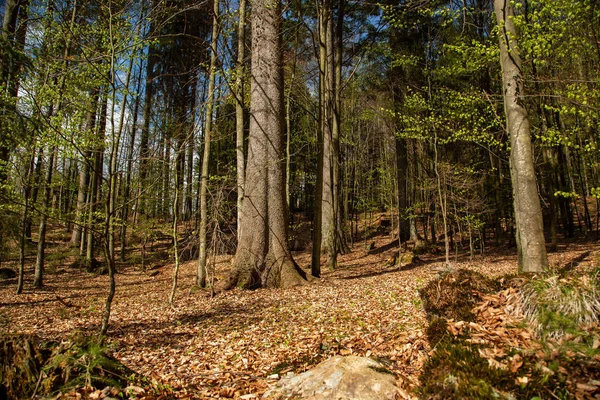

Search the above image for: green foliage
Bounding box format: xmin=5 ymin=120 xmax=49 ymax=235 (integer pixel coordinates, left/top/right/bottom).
xmin=40 ymin=333 xmax=137 ymax=394
xmin=553 ymin=191 xmax=579 ymax=199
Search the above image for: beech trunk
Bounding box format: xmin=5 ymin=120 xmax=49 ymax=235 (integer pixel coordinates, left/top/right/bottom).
xmin=494 ymin=0 xmax=548 ymax=273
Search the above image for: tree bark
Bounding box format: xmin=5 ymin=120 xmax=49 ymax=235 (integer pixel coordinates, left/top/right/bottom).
xmin=227 ymin=0 xmax=307 ymax=289
xmin=33 ymin=145 xmax=56 ymax=288
xmin=235 ymin=0 xmax=247 ymax=240
xmin=86 ymin=91 xmax=108 ymax=266
xmin=120 ymin=65 xmax=142 ymax=261
xmin=71 ymin=90 xmax=100 ymax=247
xmin=321 ymin=0 xmax=336 ymax=268
xmin=138 ymin=24 xmax=157 ymax=218
xmin=494 ymin=0 xmax=547 ymax=273
xmin=0 ymin=0 xmax=23 ymax=182
xmin=198 ymin=0 xmax=219 ymax=288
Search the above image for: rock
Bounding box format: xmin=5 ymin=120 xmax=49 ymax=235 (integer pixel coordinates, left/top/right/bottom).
xmin=263 ymin=356 xmax=398 ymax=400
xmin=0 ymin=268 xmax=16 ymax=279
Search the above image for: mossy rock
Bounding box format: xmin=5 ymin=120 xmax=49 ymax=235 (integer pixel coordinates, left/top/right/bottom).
xmin=413 ymin=240 xmax=428 ymax=255
xmin=400 ymin=251 xmax=416 ymax=265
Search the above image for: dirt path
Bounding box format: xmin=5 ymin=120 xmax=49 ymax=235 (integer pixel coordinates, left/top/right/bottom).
xmin=1 ymin=238 xmax=597 ymax=398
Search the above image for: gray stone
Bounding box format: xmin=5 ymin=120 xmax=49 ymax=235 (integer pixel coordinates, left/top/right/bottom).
xmin=263 ymin=356 xmax=398 ymax=400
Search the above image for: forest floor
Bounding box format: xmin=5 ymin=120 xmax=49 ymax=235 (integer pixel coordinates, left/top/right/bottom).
xmin=1 ymin=227 xmax=599 ymax=399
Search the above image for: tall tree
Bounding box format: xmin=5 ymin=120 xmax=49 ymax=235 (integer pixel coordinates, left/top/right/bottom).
xmin=224 ymin=0 xmax=307 ymax=289
xmin=235 ymin=0 xmax=247 ymax=240
xmin=0 ymin=0 xmax=27 ymax=184
xmin=494 ymin=0 xmax=548 ymax=273
xmin=197 ymin=0 xmax=220 ymax=288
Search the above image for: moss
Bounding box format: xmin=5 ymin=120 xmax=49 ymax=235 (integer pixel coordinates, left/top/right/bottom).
xmin=420 ymin=335 xmax=568 ymax=400
xmin=426 ymin=316 xmax=450 ymax=347
xmin=269 ymin=361 xmax=295 ymax=376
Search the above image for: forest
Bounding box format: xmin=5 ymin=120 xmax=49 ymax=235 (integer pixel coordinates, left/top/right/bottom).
xmin=1 ymin=0 xmax=600 ymax=398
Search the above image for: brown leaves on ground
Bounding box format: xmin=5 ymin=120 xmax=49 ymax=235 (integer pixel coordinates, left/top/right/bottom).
xmin=0 ymin=237 xmax=597 ymax=398
xmin=446 ymin=286 xmax=540 ymax=371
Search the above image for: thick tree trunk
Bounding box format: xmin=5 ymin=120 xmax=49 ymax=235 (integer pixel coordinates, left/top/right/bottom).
xmin=312 ymin=1 xmax=329 ymax=279
xmin=120 ymin=66 xmax=142 ymax=261
xmin=321 ymin=0 xmax=336 ymax=268
xmin=228 ymin=0 xmax=306 ymax=290
xmin=333 ymin=0 xmax=348 ymax=256
xmin=494 ymin=0 xmax=548 ymax=273
xmin=285 ymin=29 xmax=298 ymax=211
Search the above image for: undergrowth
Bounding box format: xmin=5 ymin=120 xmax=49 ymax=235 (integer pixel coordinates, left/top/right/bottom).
xmin=1 ymin=332 xmax=138 ymax=399
xmin=419 ymin=268 xmax=600 ymax=400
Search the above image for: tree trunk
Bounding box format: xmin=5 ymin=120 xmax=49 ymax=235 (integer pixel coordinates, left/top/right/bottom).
xmin=120 ymin=65 xmax=142 ymax=261
xmin=312 ymin=0 xmax=328 ymax=278
xmin=235 ymin=0 xmax=247 ymax=240
xmin=198 ymin=0 xmax=219 ymax=288
xmin=227 ymin=0 xmax=307 ymax=290
xmin=71 ymin=90 xmax=99 ymax=246
xmin=333 ymin=0 xmax=348 ymax=256
xmin=33 ymin=146 xmax=56 ymax=288
xmin=86 ymin=91 xmax=108 ymax=266
xmin=321 ymin=0 xmax=336 ymax=268
xmin=184 ymin=83 xmax=196 ymax=221
xmin=494 ymin=0 xmax=548 ymax=273
xmin=138 ymin=29 xmax=156 ymax=217
xmin=0 ymin=0 xmax=23 ymax=182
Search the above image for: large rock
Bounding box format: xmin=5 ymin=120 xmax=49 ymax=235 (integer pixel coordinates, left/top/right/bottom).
xmin=264 ymin=356 xmax=398 ymax=400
